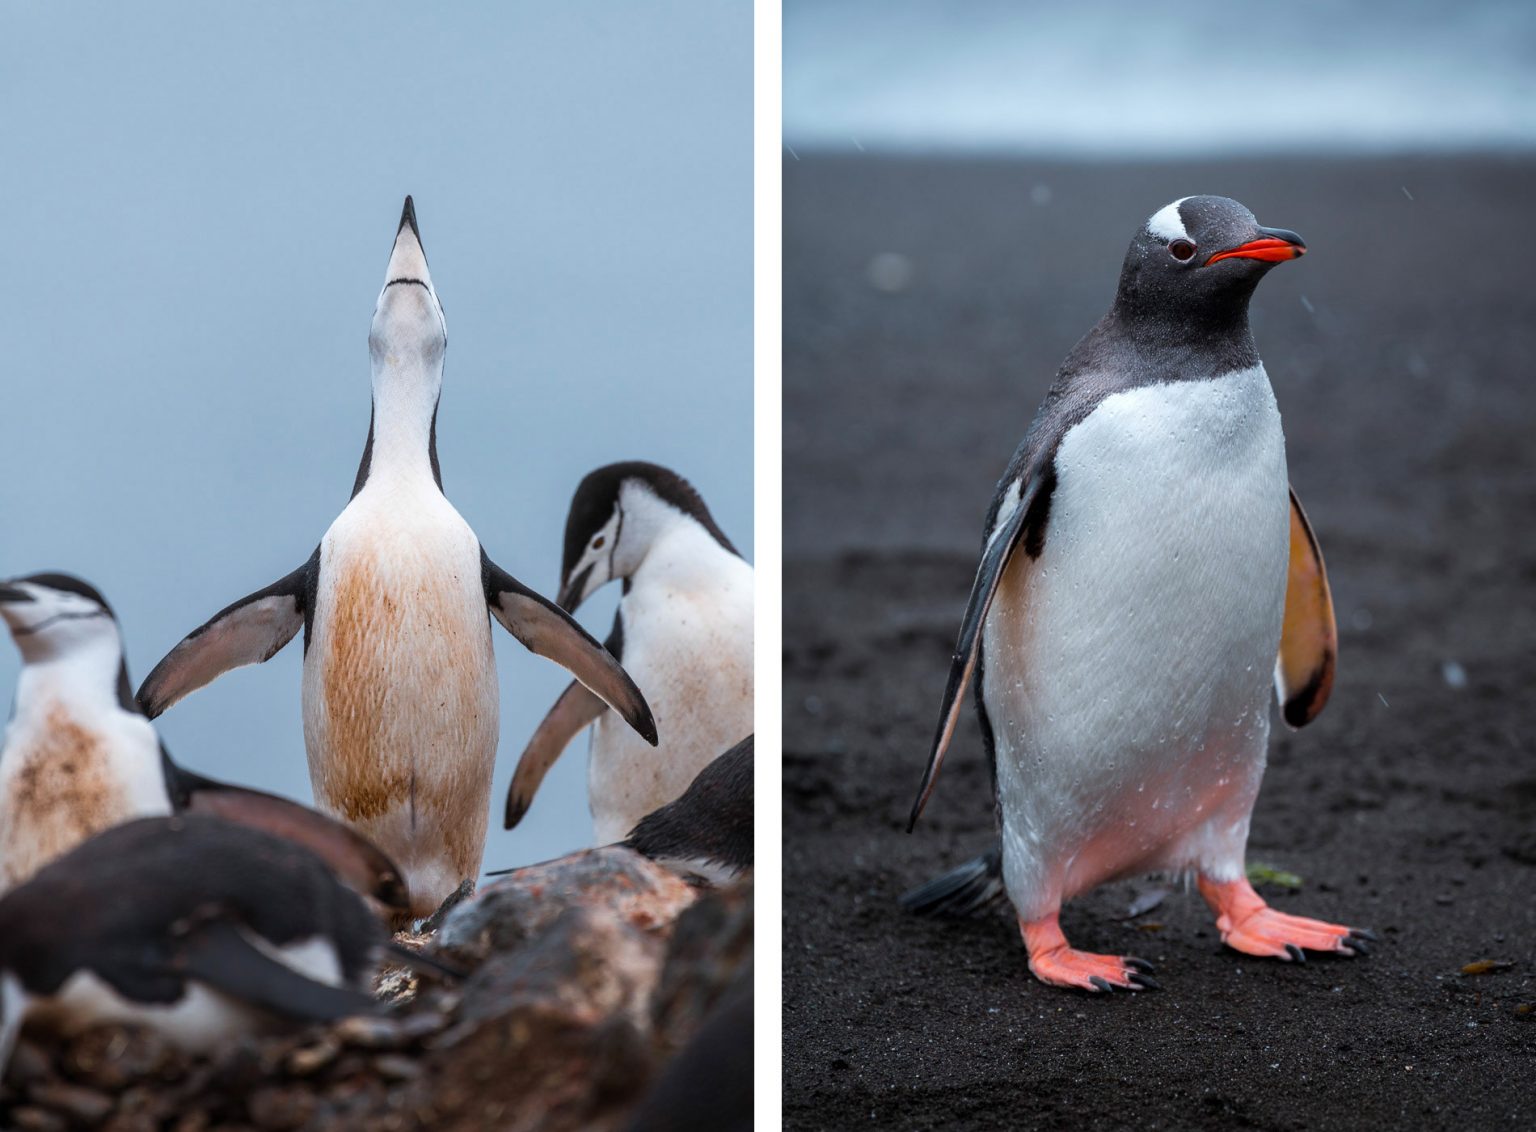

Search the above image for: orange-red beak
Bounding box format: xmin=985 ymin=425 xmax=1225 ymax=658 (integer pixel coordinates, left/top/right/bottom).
xmin=1204 ymin=227 xmax=1307 ymax=266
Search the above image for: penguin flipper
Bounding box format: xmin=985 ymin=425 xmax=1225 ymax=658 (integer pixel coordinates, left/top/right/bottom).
xmin=899 ymin=847 xmax=1006 ymax=917
xmin=163 ymin=752 xmax=409 ymax=911
xmin=136 ymin=550 xmax=317 ymax=718
xmin=909 ymin=472 xmax=1045 ymax=831
xmin=505 ymin=680 xmax=607 ymax=829
xmin=1275 ymin=488 xmax=1336 ymax=728
xmin=179 ymin=920 xmax=377 ymax=1023
xmin=481 ymin=549 xmax=658 ymax=746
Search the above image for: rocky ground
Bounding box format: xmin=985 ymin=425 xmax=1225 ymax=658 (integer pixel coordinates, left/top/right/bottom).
xmin=0 ymin=849 xmax=752 ymax=1131
xmin=783 ymin=153 xmax=1536 ymax=1129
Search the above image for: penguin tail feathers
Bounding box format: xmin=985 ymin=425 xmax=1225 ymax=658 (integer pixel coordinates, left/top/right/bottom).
xmin=899 ymin=847 xmax=1005 ymax=918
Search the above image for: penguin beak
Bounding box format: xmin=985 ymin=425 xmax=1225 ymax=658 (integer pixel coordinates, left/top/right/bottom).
xmin=557 ymin=566 xmax=593 ymax=613
xmin=0 ymin=583 xmax=34 ymax=604
xmin=1205 ymin=227 xmax=1306 ymax=266
xmin=384 ymin=195 xmax=433 ymax=288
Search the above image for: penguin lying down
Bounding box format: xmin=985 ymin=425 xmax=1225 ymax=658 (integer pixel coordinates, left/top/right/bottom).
xmin=0 ymin=815 xmax=449 ymax=1073
xmin=490 ymin=734 xmax=753 ymax=885
xmin=0 ymin=574 xmax=405 ymax=910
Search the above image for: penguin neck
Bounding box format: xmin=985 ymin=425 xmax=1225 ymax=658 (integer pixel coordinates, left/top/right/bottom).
xmin=15 ymin=634 xmax=132 ymax=720
xmin=364 ymin=359 xmax=443 ymax=490
xmin=1099 ymin=297 xmax=1259 ymax=378
xmin=627 ymin=514 xmax=741 ymax=594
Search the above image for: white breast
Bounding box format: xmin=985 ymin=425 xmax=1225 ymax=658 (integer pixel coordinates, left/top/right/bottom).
xmin=588 ymin=531 xmax=754 ymax=843
xmin=983 ymin=366 xmax=1290 ymax=912
xmin=302 ymin=482 xmax=499 ymax=916
xmin=0 ymin=700 xmax=170 ymax=895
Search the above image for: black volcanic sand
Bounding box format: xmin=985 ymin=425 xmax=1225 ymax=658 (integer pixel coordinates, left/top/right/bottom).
xmin=783 ymin=154 xmax=1536 ymax=1130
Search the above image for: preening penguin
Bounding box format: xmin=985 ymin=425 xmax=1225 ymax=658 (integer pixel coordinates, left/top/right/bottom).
xmin=621 ymin=734 xmax=753 ymax=884
xmin=504 ymin=463 xmax=753 ymax=843
xmin=0 ymin=815 xmax=388 ymax=1071
xmin=0 ymin=574 xmax=405 ymax=908
xmin=135 ymin=199 xmax=656 ymax=919
xmin=905 ymin=196 xmax=1368 ymax=992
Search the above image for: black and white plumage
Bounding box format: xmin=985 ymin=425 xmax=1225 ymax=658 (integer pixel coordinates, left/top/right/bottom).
xmin=0 ymin=815 xmax=384 ymax=1070
xmin=905 ymin=197 xmax=1364 ymax=992
xmin=133 ymin=199 xmax=656 ymax=919
xmin=506 ymin=462 xmax=752 ymax=843
xmin=0 ymin=574 xmax=404 ymax=908
xmin=622 ymin=735 xmax=753 ymax=884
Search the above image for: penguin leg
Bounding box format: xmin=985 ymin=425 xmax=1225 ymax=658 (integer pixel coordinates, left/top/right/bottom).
xmin=1019 ymin=913 xmax=1158 ymax=992
xmin=1197 ymin=876 xmax=1373 ymax=960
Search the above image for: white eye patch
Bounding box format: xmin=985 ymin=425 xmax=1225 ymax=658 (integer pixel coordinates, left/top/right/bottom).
xmin=1146 ymin=198 xmax=1191 ymax=243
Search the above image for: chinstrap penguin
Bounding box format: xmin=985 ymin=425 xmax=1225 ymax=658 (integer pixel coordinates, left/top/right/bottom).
xmin=135 ymin=199 xmax=657 ymax=920
xmin=489 ymin=733 xmax=756 ymax=884
xmin=504 ymin=462 xmax=752 ymax=843
xmin=905 ymin=196 xmax=1371 ymax=992
xmin=0 ymin=814 xmax=436 ymax=1072
xmin=0 ymin=574 xmax=404 ymax=908
xmin=622 ymin=734 xmax=753 ymax=885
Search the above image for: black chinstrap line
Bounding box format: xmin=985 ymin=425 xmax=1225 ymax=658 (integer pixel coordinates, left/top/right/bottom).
xmin=10 ymin=610 xmax=108 ymax=637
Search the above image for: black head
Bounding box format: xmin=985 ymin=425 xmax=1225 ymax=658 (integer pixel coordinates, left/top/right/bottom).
xmin=1114 ymin=195 xmax=1305 ymax=329
xmin=558 ymin=461 xmax=739 ymax=611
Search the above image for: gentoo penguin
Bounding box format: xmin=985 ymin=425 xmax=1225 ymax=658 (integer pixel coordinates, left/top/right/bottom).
xmin=0 ymin=815 xmax=392 ymax=1070
xmin=136 ymin=199 xmax=656 ymax=920
xmin=622 ymin=734 xmax=753 ymax=884
xmin=0 ymin=574 xmax=403 ymax=907
xmin=503 ymin=462 xmax=752 ymax=843
xmin=905 ymin=196 xmax=1372 ymax=992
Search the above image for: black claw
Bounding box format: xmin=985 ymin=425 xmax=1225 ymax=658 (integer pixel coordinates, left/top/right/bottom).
xmin=1127 ymin=972 xmax=1161 ymax=991
xmin=1285 ymin=943 xmax=1306 ymax=964
xmin=1346 ymin=934 xmax=1372 ymax=956
xmin=1351 ymin=927 xmax=1379 ymax=942
xmin=1088 ymin=975 xmax=1115 ymax=993
xmin=1124 ymin=957 xmax=1157 ymax=974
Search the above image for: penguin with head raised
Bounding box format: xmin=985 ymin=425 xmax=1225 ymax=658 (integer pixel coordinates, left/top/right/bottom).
xmin=0 ymin=814 xmax=401 ymax=1071
xmin=904 ymin=196 xmax=1369 ymax=991
xmin=135 ymin=200 xmax=657 ymax=921
xmin=0 ymin=573 xmax=405 ymax=908
xmin=503 ymin=462 xmax=752 ymax=844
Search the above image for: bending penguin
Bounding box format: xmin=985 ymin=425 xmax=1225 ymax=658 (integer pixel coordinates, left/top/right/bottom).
xmin=504 ymin=462 xmax=752 ymax=843
xmin=0 ymin=815 xmax=422 ymax=1071
xmin=0 ymin=574 xmax=403 ymax=908
xmin=136 ymin=199 xmax=656 ymax=920
xmin=904 ymin=196 xmax=1372 ymax=992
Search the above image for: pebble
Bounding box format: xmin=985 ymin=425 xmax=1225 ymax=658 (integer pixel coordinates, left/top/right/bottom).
xmin=29 ymin=1081 xmax=115 ymax=1124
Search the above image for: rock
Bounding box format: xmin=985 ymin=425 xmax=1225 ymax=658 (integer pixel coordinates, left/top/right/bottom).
xmin=246 ymin=1084 xmax=317 ymax=1130
xmin=28 ymin=1080 xmax=115 ymax=1125
xmin=431 ymin=847 xmax=696 ymax=968
xmin=651 ymin=880 xmax=754 ymax=1053
xmin=63 ymin=1024 xmax=173 ymax=1090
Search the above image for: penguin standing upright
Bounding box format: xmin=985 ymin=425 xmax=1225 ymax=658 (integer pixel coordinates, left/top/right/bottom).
xmin=504 ymin=463 xmax=752 ymax=843
xmin=0 ymin=815 xmax=395 ymax=1070
xmin=905 ymin=197 xmax=1369 ymax=991
xmin=0 ymin=573 xmax=404 ymax=906
xmin=136 ymin=200 xmax=657 ymax=919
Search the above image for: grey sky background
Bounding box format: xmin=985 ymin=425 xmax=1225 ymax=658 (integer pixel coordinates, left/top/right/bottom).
xmin=786 ymin=0 xmax=1536 ymax=155
xmin=0 ymin=2 xmax=752 ymax=873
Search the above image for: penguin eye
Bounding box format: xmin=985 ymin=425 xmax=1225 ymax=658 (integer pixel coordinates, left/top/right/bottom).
xmin=1168 ymin=239 xmax=1197 ymax=262
xmin=592 ymin=536 xmax=606 ymax=550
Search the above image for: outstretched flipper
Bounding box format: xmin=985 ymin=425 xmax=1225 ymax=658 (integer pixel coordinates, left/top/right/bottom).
xmin=137 ymin=550 xmax=318 ymax=718
xmin=481 ymin=548 xmax=657 ymax=746
xmin=505 ymin=680 xmax=606 ymax=829
xmin=1274 ymin=488 xmax=1336 ymax=728
xmin=179 ymin=919 xmax=378 ymax=1022
xmin=908 ymin=466 xmax=1048 ymax=830
xmin=161 ymin=749 xmax=409 ymax=911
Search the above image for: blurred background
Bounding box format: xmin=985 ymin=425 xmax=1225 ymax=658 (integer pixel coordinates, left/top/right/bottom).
xmin=0 ymin=2 xmax=752 ymax=873
xmin=783 ymin=2 xmax=1536 ymax=1128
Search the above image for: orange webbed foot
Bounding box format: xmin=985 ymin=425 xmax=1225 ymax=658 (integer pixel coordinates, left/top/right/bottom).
xmin=1198 ymin=875 xmax=1375 ymax=961
xmin=1020 ymin=913 xmax=1159 ymax=992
